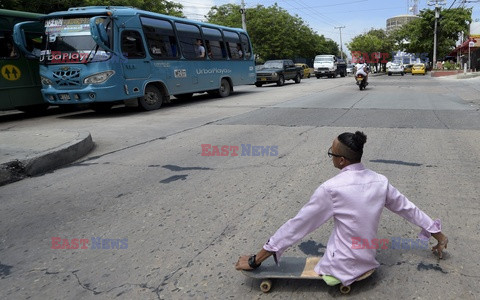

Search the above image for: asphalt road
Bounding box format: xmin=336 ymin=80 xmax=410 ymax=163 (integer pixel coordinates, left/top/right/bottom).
xmin=1 ymin=74 xmax=480 ymax=299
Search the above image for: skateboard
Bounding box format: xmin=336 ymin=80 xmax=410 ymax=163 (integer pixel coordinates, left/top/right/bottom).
xmin=241 ymin=256 xmax=374 ymax=294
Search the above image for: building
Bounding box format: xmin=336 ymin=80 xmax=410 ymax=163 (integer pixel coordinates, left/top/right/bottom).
xmin=386 ymin=15 xmax=419 ymax=34
xmin=448 ymin=22 xmax=480 ymax=71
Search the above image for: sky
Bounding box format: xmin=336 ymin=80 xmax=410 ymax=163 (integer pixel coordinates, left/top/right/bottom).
xmin=173 ymin=0 xmax=480 ymax=52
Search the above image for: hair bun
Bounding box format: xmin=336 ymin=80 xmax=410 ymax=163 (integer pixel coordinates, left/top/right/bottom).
xmin=353 ymin=131 xmax=367 ymax=146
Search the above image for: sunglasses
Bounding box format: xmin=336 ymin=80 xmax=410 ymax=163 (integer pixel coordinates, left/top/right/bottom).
xmin=328 ymin=147 xmax=352 ymax=161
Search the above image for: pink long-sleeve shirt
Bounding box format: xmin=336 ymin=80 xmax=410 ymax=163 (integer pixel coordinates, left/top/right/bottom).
xmin=263 ymin=163 xmax=441 ymax=286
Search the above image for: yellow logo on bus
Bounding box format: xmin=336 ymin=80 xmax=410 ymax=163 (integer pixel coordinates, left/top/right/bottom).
xmin=1 ymin=65 xmax=21 ymax=81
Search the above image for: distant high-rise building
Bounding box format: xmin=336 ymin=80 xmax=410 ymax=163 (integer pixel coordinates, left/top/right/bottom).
xmin=386 ymin=15 xmax=419 ymax=34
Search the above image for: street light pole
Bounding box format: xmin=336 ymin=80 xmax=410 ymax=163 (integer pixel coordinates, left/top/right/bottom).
xmin=468 ymin=40 xmax=475 ymax=71
xmin=433 ymin=8 xmax=439 ymax=66
xmin=428 ymin=0 xmax=446 ymax=67
xmin=241 ymin=0 xmax=247 ymax=31
xmin=334 ymin=26 xmax=345 ymax=60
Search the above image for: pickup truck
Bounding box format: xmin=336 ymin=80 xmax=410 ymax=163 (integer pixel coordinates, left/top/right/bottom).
xmin=313 ymin=55 xmax=347 ymax=78
xmin=255 ymin=59 xmax=302 ymax=87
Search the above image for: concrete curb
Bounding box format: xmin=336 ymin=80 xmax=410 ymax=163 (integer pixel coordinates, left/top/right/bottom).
xmin=0 ymin=131 xmax=94 ymax=186
xmin=456 ymin=72 xmax=480 ymax=79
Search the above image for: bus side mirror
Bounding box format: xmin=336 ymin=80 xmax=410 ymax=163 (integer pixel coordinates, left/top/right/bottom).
xmin=90 ymin=17 xmax=116 ymax=54
xmin=13 ymin=21 xmax=38 ymax=58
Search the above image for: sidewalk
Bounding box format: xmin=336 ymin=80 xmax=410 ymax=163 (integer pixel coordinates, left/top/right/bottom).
xmin=0 ymin=129 xmax=94 ymax=186
xmin=455 ymin=71 xmax=480 ymax=79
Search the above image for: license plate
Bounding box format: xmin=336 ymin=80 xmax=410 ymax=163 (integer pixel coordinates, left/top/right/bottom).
xmin=261 ymin=77 xmax=267 ymax=81
xmin=59 ymin=93 xmax=70 ymax=100
xmin=321 ymin=71 xmax=325 ymax=73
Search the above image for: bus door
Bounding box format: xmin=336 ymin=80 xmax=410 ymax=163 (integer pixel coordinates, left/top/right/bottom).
xmin=120 ymin=29 xmax=151 ymax=81
xmin=2 ymin=21 xmax=43 ymax=108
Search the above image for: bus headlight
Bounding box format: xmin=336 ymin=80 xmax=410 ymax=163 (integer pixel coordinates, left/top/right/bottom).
xmin=83 ymin=71 xmax=115 ymax=84
xmin=41 ymin=76 xmax=52 ymax=85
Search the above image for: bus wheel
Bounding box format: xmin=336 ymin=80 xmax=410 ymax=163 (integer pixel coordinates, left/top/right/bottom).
xmin=139 ymin=85 xmax=163 ymax=111
xmin=218 ymin=79 xmax=231 ymax=97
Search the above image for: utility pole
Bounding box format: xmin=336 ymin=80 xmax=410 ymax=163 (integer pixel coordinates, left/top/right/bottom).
xmin=428 ymin=0 xmax=446 ymax=67
xmin=334 ymin=26 xmax=345 ymax=59
xmin=240 ymin=0 xmax=247 ymax=31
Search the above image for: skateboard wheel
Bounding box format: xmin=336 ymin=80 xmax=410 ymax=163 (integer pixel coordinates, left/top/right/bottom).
xmin=339 ymin=285 xmax=351 ymax=294
xmin=260 ymin=279 xmax=272 ymax=293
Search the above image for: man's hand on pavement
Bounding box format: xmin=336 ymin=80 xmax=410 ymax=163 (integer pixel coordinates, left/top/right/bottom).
xmin=235 ymin=255 xmax=253 ymax=271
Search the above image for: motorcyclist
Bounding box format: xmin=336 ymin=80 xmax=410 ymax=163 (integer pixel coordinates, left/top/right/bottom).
xmin=355 ymin=63 xmax=369 ymax=82
xmin=355 ymin=63 xmax=370 ymax=79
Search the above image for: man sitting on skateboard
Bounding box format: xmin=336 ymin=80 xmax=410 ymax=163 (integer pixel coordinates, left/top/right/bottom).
xmin=235 ymin=131 xmax=448 ymax=287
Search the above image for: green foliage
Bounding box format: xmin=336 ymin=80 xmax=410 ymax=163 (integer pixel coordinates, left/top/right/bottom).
xmin=206 ymin=3 xmax=339 ymax=61
xmin=347 ymin=28 xmax=395 ymax=57
xmin=0 ymin=0 xmax=18 ymax=10
xmin=5 ymin=0 xmax=84 ymax=14
xmin=2 ymin=0 xmax=183 ymax=16
xmin=442 ymin=61 xmax=458 ymax=70
xmin=391 ymin=7 xmax=471 ymax=61
xmin=84 ymin=0 xmax=183 ymax=17
xmin=205 ymin=3 xmax=242 ymax=27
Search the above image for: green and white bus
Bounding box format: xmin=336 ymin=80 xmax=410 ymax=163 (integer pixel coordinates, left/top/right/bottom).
xmin=14 ymin=6 xmax=256 ymax=111
xmin=0 ymin=9 xmax=46 ymax=112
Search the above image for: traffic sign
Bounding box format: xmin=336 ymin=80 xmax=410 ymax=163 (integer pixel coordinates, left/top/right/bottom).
xmin=1 ymin=64 xmax=21 ymax=81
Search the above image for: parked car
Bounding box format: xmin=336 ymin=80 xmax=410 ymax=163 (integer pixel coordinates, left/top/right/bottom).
xmin=387 ymin=63 xmax=404 ymax=76
xmin=346 ymin=64 xmax=354 ymax=75
xmin=404 ymin=64 xmax=413 ymax=73
xmin=295 ymin=63 xmax=311 ymax=78
xmin=255 ymin=59 xmax=302 ymax=87
xmin=411 ymin=63 xmax=426 ymax=75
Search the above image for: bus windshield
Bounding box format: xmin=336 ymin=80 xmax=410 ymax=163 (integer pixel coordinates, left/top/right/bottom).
xmin=41 ymin=17 xmax=112 ymax=64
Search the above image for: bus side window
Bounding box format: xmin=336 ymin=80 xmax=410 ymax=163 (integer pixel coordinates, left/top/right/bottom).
xmin=175 ymin=22 xmax=203 ymax=59
xmin=240 ymin=33 xmax=251 ymax=59
xmin=168 ymin=36 xmax=178 ymax=58
xmin=140 ymin=17 xmax=178 ymax=59
xmin=0 ymin=33 xmax=19 ymax=59
xmin=202 ymin=27 xmax=226 ymax=60
xmin=121 ymin=30 xmax=146 ymax=58
xmin=143 ymin=26 xmax=163 ymax=57
xmin=223 ymin=30 xmax=242 ymax=60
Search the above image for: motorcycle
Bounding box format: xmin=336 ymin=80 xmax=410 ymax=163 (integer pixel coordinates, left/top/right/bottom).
xmin=355 ymin=73 xmax=368 ymax=90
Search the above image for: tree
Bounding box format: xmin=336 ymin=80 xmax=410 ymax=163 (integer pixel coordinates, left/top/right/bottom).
xmin=3 ymin=0 xmax=183 ymax=16
xmin=347 ymin=29 xmax=395 ymax=60
xmin=206 ymin=3 xmax=339 ymax=62
xmin=347 ymin=28 xmax=395 ymax=71
xmin=5 ymin=0 xmax=84 ymax=13
xmin=391 ymin=7 xmax=471 ymax=62
xmin=84 ymin=0 xmax=183 ymax=17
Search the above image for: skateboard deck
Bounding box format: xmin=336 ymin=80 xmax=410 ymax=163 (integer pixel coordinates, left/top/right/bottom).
xmin=241 ymin=256 xmax=374 ymax=294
